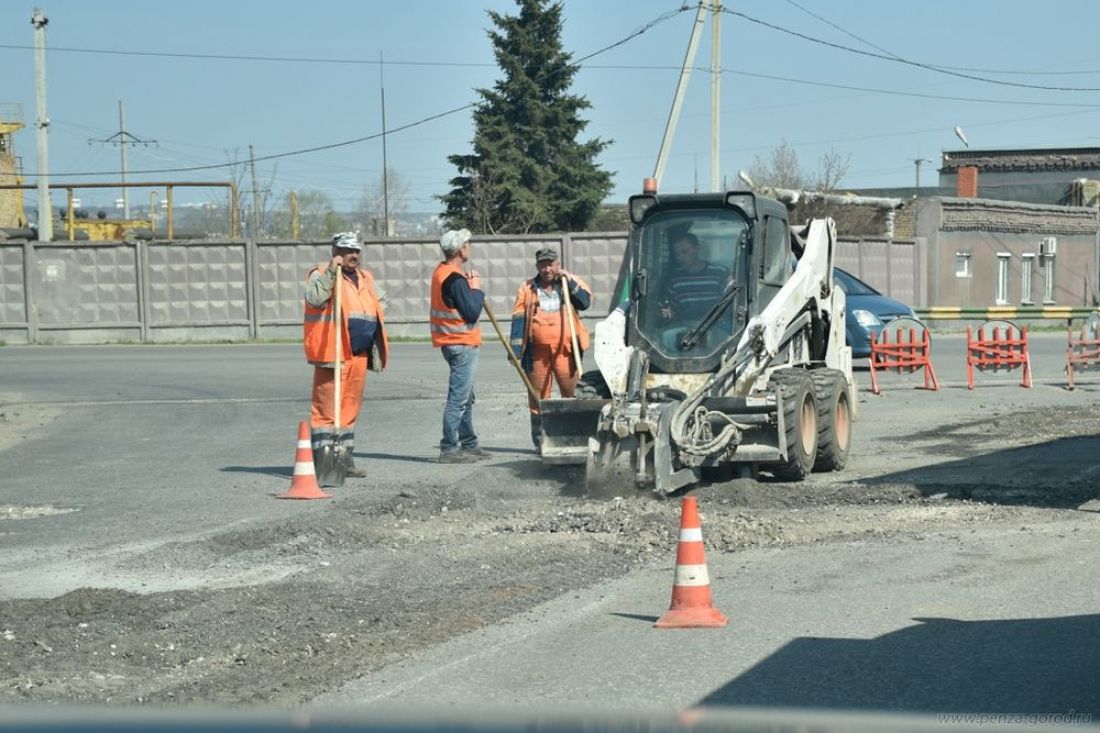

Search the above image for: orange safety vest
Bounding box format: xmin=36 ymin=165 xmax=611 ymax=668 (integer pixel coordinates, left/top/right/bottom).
xmin=511 ymin=275 xmax=591 ymax=356
xmin=430 ymin=262 xmax=482 ymax=347
xmin=303 ymin=265 xmax=389 ymax=368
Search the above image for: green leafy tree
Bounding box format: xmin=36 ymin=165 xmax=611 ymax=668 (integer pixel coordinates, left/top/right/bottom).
xmin=440 ymin=0 xmax=613 ymax=234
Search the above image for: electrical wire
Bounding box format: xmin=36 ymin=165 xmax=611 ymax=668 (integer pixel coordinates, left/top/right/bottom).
xmin=780 ymin=0 xmax=1100 ymax=77
xmin=17 ymin=4 xmax=693 ymax=179
xmin=721 ymin=7 xmax=1100 ymax=92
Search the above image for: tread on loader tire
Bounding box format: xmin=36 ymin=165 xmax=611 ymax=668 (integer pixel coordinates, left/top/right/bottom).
xmin=769 ymin=369 xmax=818 ymax=481
xmin=810 ymin=369 xmax=851 ymax=472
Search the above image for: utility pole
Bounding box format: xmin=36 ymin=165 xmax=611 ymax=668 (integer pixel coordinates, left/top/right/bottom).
xmin=248 ymin=144 xmax=261 ymax=239
xmin=90 ymin=100 xmax=155 ymax=219
xmin=710 ymin=0 xmax=721 ymax=192
xmin=653 ymin=1 xmax=708 ymax=187
xmin=913 ymin=158 xmax=930 ymax=188
xmin=31 ymin=7 xmax=51 ymax=241
xmin=380 ymin=52 xmax=390 ymax=237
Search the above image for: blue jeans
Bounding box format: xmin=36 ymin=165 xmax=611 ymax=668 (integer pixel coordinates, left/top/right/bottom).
xmin=440 ymin=344 xmax=479 ymax=454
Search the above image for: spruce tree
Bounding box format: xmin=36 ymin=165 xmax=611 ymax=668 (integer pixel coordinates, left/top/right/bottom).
xmin=440 ymin=0 xmax=613 ymax=234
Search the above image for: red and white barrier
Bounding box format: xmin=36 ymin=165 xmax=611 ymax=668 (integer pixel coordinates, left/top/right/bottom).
xmin=1066 ymin=318 xmax=1100 ymax=390
xmin=966 ymin=320 xmax=1032 ymax=390
xmin=869 ymin=318 xmax=940 ymax=395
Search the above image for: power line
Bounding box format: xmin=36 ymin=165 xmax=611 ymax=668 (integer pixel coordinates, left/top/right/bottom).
xmin=0 ymin=5 xmax=691 ymax=71
xmin=722 ymin=66 xmax=1100 ymax=108
xmin=780 ymin=0 xmax=899 ymax=59
xmin=720 ymin=7 xmax=1100 ymax=92
xmin=779 ymin=0 xmax=1100 ymax=77
xmin=19 ymin=4 xmax=693 ymax=179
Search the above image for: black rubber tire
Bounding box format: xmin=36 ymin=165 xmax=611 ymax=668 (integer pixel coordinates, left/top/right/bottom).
xmin=768 ymin=370 xmax=818 ymax=481
xmin=575 ymin=369 xmax=611 ymax=398
xmin=811 ymin=370 xmax=851 ymax=472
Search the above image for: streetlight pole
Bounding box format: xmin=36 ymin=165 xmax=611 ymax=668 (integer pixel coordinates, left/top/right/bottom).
xmin=31 ymin=8 xmax=51 ymax=241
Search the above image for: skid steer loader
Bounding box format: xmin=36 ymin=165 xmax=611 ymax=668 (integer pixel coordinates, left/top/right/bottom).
xmin=538 ymin=180 xmax=856 ymax=496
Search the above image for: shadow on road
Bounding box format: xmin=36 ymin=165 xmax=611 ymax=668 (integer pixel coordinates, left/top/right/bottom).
xmin=221 ymin=465 xmax=292 ymax=478
xmin=696 ymin=614 xmax=1100 ymax=716
xmin=609 ymin=612 xmax=660 ymax=623
xmin=861 ymin=433 xmax=1100 ymax=509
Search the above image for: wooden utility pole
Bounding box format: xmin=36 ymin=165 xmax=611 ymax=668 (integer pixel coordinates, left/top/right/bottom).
xmin=380 ymin=52 xmax=390 ymax=237
xmin=118 ymin=102 xmax=129 ymax=217
xmin=90 ymin=100 xmax=155 ymax=220
xmin=248 ymin=144 xmax=261 ymax=239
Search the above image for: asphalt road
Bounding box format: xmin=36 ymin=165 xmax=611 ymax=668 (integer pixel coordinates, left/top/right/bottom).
xmin=316 ymin=521 xmax=1099 ymax=717
xmin=2 ymin=332 xmax=1099 ymax=725
xmin=0 ymin=332 xmax=1089 ymax=600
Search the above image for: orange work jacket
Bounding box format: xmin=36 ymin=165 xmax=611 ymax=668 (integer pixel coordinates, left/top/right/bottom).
xmin=303 ymin=265 xmax=389 ymax=369
xmin=511 ymin=275 xmax=591 ymax=358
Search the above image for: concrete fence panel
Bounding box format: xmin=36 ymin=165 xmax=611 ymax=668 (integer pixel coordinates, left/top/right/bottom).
xmin=0 ymin=243 xmax=27 ymax=343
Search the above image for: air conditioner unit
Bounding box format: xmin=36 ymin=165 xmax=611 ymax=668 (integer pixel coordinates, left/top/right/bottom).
xmin=1039 ymin=237 xmax=1057 ymax=256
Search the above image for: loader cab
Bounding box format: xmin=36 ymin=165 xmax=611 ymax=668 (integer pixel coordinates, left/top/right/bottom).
xmin=624 ymin=193 xmax=755 ymax=374
xmin=621 ymin=190 xmax=795 ymax=375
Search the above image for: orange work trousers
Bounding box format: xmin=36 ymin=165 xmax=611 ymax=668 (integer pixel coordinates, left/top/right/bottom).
xmin=527 ymin=343 xmax=579 ymax=413
xmin=310 ymin=355 xmax=368 ymax=430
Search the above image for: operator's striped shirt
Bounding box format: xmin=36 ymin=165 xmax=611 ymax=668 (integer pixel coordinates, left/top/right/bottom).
xmin=665 ymin=263 xmax=729 ymax=321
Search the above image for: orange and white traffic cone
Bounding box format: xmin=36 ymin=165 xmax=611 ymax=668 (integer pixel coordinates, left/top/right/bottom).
xmin=277 ymin=421 xmax=332 ymax=500
xmin=655 ymin=496 xmax=727 ymax=628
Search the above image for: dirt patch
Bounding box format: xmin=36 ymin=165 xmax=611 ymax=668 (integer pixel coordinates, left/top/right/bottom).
xmin=0 ymin=395 xmax=62 ymax=452
xmin=1 ymin=405 xmax=1098 ymax=707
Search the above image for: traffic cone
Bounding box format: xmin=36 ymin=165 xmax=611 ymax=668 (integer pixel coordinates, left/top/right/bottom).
xmin=277 ymin=421 xmax=332 ymax=500
xmin=655 ymin=496 xmax=727 ymax=628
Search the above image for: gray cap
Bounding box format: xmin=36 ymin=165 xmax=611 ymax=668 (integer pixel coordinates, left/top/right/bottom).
xmin=535 ymin=247 xmax=558 ymax=262
xmin=440 ymin=229 xmax=472 ymax=254
xmin=330 ymin=231 xmax=362 ymax=251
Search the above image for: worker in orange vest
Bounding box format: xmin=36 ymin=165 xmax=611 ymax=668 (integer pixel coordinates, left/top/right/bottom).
xmin=430 ymin=228 xmax=492 ymax=464
xmin=303 ymin=232 xmax=389 ymax=477
xmin=510 ymin=247 xmax=592 ymax=449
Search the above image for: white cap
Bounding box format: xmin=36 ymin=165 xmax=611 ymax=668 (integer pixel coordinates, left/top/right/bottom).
xmin=440 ymin=228 xmax=471 ymax=254
xmin=331 ymin=231 xmax=362 ymax=251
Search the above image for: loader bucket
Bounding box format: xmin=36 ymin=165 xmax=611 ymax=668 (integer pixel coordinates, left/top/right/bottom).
xmin=538 ymin=398 xmax=609 ymax=465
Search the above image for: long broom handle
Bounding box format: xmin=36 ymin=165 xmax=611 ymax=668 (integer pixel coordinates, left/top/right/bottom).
xmin=333 ymin=268 xmax=342 ymax=437
xmin=560 ymin=273 xmax=583 ymax=375
xmin=482 ymin=300 xmax=540 ymax=402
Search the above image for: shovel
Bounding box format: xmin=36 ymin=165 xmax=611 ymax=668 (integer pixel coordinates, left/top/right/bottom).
xmin=560 ymin=273 xmax=584 ymax=375
xmin=482 ymin=301 xmax=540 ymax=403
xmin=316 ymin=269 xmax=348 ymax=487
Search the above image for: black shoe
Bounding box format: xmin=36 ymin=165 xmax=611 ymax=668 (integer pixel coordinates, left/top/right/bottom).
xmin=439 ymin=451 xmax=478 ymax=464
xmin=462 ymin=447 xmax=492 ymax=460
xmin=345 ymin=466 xmax=368 ymax=478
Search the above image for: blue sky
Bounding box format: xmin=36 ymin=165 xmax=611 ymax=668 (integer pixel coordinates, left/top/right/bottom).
xmin=3 ymin=0 xmax=1100 ymax=214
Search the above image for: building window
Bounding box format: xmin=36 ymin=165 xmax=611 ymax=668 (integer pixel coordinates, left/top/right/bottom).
xmin=1020 ymin=254 xmax=1035 ymax=305
xmin=955 ymin=251 xmax=972 ymax=278
xmin=995 ymin=253 xmax=1010 ymax=305
xmin=1042 ymin=254 xmax=1056 ymax=304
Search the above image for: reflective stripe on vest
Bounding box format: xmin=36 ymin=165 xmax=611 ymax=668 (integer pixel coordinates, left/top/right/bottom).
xmin=430 ymin=262 xmax=482 ymax=347
xmin=304 ymin=267 xmax=386 ymax=364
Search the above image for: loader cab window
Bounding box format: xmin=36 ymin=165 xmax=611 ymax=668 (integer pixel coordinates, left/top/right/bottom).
xmin=757 ymin=215 xmax=790 ymax=310
xmin=632 ymin=209 xmax=750 ymax=367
